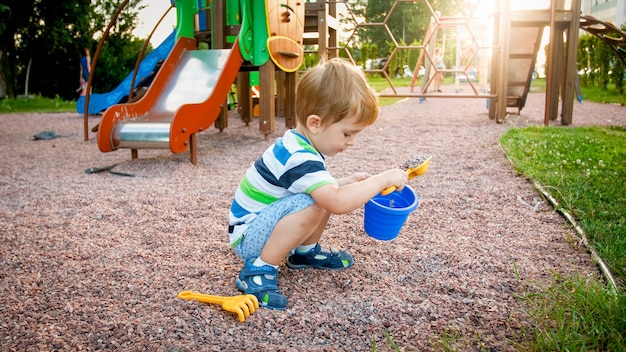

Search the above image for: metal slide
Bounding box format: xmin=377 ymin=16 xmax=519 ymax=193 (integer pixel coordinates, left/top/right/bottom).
xmin=77 ymin=31 xmax=176 ymax=115
xmin=97 ymin=37 xmax=243 ymax=155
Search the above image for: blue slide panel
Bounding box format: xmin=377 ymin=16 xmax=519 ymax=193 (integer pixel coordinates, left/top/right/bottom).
xmin=77 ymin=31 xmax=176 ymax=114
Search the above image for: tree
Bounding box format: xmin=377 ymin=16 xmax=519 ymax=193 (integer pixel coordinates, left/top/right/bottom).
xmin=577 ymin=34 xmax=593 ymax=87
xmin=0 ymin=0 xmax=38 ymax=98
xmin=577 ymin=33 xmax=625 ymax=95
xmin=0 ymin=0 xmax=147 ymax=100
xmin=16 ymin=0 xmax=96 ymax=99
xmin=349 ymin=0 xmax=468 ymax=59
xmin=94 ymin=33 xmax=147 ymax=93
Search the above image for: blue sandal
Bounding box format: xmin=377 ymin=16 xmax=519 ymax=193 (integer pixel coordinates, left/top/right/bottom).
xmin=235 ymin=258 xmax=288 ymax=310
xmin=286 ymin=244 xmax=354 ymax=270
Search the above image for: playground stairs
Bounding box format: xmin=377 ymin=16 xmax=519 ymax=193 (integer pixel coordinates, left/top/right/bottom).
xmin=505 ymin=10 xmax=546 ymax=114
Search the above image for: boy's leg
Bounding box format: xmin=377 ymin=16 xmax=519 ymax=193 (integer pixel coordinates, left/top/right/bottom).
xmin=235 ymin=194 xmax=324 ymax=264
xmin=259 ymin=203 xmax=354 ymax=271
xmin=284 ymin=207 xmax=354 ymax=271
xmin=235 ymin=258 xmax=287 ymax=310
xmin=235 ymin=194 xmax=325 ymax=310
xmin=234 ymin=193 xmax=352 ymax=309
xmin=259 ymin=203 xmax=329 ymax=264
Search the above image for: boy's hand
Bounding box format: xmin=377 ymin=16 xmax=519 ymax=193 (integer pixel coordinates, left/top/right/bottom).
xmin=381 ymin=168 xmax=408 ymax=192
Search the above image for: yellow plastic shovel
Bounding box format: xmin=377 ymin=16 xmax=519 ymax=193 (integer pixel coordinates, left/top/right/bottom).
xmin=381 ymin=156 xmax=432 ymax=196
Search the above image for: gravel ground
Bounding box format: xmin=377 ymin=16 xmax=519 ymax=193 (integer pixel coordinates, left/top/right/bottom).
xmin=1 ymin=93 xmax=624 ymax=351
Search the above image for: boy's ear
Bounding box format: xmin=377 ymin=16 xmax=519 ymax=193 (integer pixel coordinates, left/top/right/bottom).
xmin=306 ymin=115 xmax=322 ymax=133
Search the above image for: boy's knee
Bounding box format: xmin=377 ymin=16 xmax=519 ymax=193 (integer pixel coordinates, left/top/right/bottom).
xmin=308 ymin=203 xmax=329 ymax=218
xmin=291 ymin=204 xmax=328 ymax=227
xmin=308 ymin=204 xmax=331 ymax=229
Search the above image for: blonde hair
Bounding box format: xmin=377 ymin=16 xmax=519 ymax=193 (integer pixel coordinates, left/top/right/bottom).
xmin=295 ymin=58 xmax=378 ymax=127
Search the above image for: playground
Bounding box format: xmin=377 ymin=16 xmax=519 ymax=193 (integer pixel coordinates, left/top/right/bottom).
xmin=2 ymin=0 xmax=626 ymax=349
xmin=75 ymin=0 xmax=626 ymax=167
xmin=1 ymin=93 xmax=624 ymax=350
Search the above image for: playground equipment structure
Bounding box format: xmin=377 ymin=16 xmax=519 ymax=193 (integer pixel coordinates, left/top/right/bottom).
xmin=84 ymin=0 xmax=339 ymax=164
xmin=349 ymin=0 xmax=624 ymax=124
xmin=85 ymin=0 xmax=625 ymax=164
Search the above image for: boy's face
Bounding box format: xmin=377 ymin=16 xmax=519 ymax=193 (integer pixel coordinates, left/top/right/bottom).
xmin=307 ymin=115 xmax=368 ymax=157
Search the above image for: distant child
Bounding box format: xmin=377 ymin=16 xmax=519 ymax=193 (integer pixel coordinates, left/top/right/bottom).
xmin=433 ymin=47 xmax=444 ymax=92
xmin=79 ymin=48 xmax=91 ymax=96
xmin=228 ymin=58 xmax=408 ymax=310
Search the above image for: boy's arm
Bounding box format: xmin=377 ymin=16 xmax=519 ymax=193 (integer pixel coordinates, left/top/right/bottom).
xmin=311 ymin=169 xmax=407 ymax=214
xmin=336 ymin=172 xmax=370 ymax=186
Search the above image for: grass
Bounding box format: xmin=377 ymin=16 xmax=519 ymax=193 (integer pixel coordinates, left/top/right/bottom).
xmin=500 ymin=125 xmax=626 ymax=350
xmin=530 ymin=77 xmax=625 ymax=106
xmin=366 ymin=75 xmax=412 ymax=106
xmin=371 ymin=330 xmax=401 ymax=352
xmin=517 ymin=273 xmax=626 ymax=350
xmin=500 ymin=126 xmax=626 ymax=281
xmin=2 ymin=76 xmax=620 ymax=113
xmin=0 ymin=94 xmax=76 ymax=113
xmin=578 ymin=83 xmax=625 ymax=106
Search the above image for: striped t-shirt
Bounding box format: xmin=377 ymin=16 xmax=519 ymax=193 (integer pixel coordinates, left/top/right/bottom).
xmin=228 ymin=129 xmax=337 ymax=246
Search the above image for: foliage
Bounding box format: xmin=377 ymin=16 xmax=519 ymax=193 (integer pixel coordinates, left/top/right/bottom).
xmin=342 ymin=0 xmax=476 ymax=96
xmin=500 ymin=126 xmax=626 ymax=283
xmin=577 ymin=34 xmax=625 ymax=95
xmin=93 ymin=33 xmax=148 ymax=93
xmin=0 ymin=0 xmax=149 ymax=100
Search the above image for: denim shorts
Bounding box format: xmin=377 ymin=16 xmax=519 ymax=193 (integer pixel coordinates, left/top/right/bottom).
xmin=232 ymin=193 xmax=315 ymax=261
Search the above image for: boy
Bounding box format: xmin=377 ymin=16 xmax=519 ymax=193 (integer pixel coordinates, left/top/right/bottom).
xmin=228 ymin=58 xmax=407 ymax=310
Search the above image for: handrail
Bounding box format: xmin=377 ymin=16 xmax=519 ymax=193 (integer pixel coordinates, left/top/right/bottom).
xmin=84 ymin=1 xmax=174 ymax=140
xmin=129 ymin=5 xmax=174 ymax=101
xmin=84 ymin=0 xmax=130 ymax=141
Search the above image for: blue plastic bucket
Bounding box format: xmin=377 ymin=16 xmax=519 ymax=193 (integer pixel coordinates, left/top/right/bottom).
xmin=364 ymin=186 xmax=419 ymax=241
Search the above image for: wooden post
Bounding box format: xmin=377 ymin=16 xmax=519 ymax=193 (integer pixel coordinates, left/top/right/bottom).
xmin=317 ymin=5 xmax=328 ymax=58
xmin=488 ymin=1 xmax=500 ymax=120
xmin=560 ymin=0 xmax=581 ymax=125
xmin=213 ymin=0 xmax=229 ymax=131
xmin=237 ymin=71 xmax=252 ymax=125
xmin=285 ymin=71 xmax=296 ymax=128
xmin=495 ymin=0 xmax=510 ymax=123
xmin=259 ymin=61 xmax=275 ymax=136
xmin=328 ymin=0 xmax=337 ymax=58
xmin=276 ymin=70 xmax=286 ymax=117
xmin=544 ymin=1 xmax=555 ymax=124
xmin=545 ymin=3 xmax=562 ymax=124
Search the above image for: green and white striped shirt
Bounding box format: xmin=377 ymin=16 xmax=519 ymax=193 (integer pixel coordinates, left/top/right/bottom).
xmin=228 ymin=129 xmax=337 ymax=246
